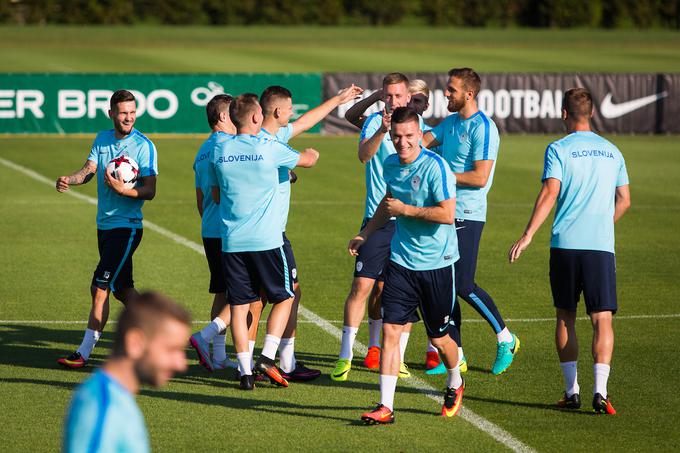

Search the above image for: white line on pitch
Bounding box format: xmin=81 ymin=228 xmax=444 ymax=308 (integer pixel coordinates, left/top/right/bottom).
xmin=0 ymin=157 xmax=532 ymax=452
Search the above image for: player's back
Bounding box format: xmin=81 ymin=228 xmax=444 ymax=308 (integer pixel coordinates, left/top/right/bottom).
xmin=194 ymin=131 xmax=231 ymax=238
xmin=545 ymin=131 xmax=628 ymax=253
xmin=63 ymin=370 xmax=149 ymax=453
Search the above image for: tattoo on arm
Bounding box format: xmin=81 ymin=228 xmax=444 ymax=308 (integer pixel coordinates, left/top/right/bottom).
xmin=67 ymin=160 xmax=97 ymax=185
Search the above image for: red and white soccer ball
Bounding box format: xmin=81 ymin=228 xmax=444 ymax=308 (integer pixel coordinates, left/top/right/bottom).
xmin=106 ymin=155 xmax=139 ymax=190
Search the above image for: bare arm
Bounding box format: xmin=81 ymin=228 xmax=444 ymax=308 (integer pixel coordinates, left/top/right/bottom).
xmin=508 ymin=178 xmax=561 ymax=263
xmin=358 ymin=111 xmax=390 ymax=163
xmin=296 ymin=148 xmax=320 ymax=168
xmin=421 ymin=131 xmax=441 ymax=150
xmin=614 ymin=184 xmax=631 ymax=223
xmin=290 ymin=84 xmax=363 ymax=138
xmin=454 ymin=160 xmax=494 ymax=188
xmin=105 ymin=173 xmax=157 ymax=200
xmin=348 ymin=196 xmax=391 ymax=255
xmin=386 ymin=197 xmax=455 ymax=225
xmin=55 ymin=160 xmax=97 ymax=192
xmin=195 ymin=188 xmax=204 ymax=217
xmin=344 ymin=89 xmax=383 ymax=129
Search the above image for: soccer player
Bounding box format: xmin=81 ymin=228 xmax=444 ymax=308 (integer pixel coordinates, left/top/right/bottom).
xmin=422 ymin=68 xmax=519 ymax=376
xmin=208 ymin=94 xmax=319 ymax=390
xmin=63 ymin=291 xmax=191 ymax=453
xmin=189 ymin=94 xmax=238 ymax=372
xmin=509 ymin=88 xmax=630 ymax=415
xmin=241 ymin=84 xmax=362 ymax=382
xmin=55 ymin=90 xmax=158 ymax=369
xmin=331 ymin=73 xmax=421 ymax=382
xmin=350 ymin=107 xmax=463 ymax=424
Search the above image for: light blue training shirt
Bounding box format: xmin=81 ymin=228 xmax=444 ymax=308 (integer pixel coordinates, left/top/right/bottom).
xmin=542 ymin=131 xmax=629 ymax=253
xmin=259 ymin=123 xmax=294 ymax=232
xmin=194 ymin=131 xmax=232 ymax=239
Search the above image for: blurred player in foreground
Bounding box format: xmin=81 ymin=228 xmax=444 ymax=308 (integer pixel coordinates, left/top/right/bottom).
xmin=509 ymin=88 xmax=630 ymax=414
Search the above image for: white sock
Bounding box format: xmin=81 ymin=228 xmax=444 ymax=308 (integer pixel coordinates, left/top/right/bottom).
xmin=368 ymin=318 xmax=382 ymax=348
xmin=339 ymin=326 xmax=358 ymax=360
xmin=399 ymin=332 xmax=410 ymax=362
xmin=427 ymin=340 xmax=438 ymax=353
xmin=237 ymin=352 xmax=252 ymax=376
xmin=458 ymin=347 xmax=464 ymax=360
xmin=212 ymin=333 xmax=227 ymax=362
xmin=593 ymin=363 xmax=610 ymax=398
xmin=249 ymin=340 xmax=256 ymax=370
xmin=76 ymin=328 xmax=101 ymax=360
xmin=200 ymin=317 xmax=227 ymax=343
xmin=379 ymin=374 xmax=398 ymax=411
xmin=278 ymin=337 xmax=296 ymax=373
xmin=496 ymin=327 xmax=513 ymax=344
xmin=261 ymin=334 xmax=280 ymax=360
xmin=560 ymin=361 xmax=580 ymax=397
xmin=446 ymin=365 xmax=463 ymax=389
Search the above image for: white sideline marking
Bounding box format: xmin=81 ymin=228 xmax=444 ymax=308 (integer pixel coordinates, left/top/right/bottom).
xmin=0 ymin=157 xmax=550 ymax=452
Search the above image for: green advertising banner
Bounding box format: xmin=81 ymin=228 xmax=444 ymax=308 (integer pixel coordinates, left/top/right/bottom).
xmin=0 ymin=73 xmax=322 ymax=134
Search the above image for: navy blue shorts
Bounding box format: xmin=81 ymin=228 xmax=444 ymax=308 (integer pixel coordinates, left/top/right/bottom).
xmin=380 ymin=261 xmax=456 ymax=339
xmin=92 ymin=228 xmax=143 ymax=293
xmin=550 ymin=248 xmax=618 ymax=315
xmin=282 ymin=232 xmax=298 ymax=284
xmin=202 ymin=237 xmax=226 ymax=294
xmin=355 ymin=218 xmax=395 ymax=280
xmin=222 ymin=247 xmax=295 ymax=306
xmin=453 ymin=218 xmax=484 ymax=295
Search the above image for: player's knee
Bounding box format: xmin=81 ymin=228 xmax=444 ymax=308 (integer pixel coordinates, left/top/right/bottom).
xmin=349 ymin=277 xmax=373 ymax=301
xmin=429 ymin=335 xmax=453 ymax=350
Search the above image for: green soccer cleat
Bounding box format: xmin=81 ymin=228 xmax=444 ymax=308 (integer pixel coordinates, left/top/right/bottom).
xmin=425 ymin=356 xmax=467 ymax=376
xmin=398 ymin=362 xmax=411 ymax=378
xmin=492 ymin=334 xmax=520 ymax=375
xmin=330 ymin=358 xmax=352 ymax=382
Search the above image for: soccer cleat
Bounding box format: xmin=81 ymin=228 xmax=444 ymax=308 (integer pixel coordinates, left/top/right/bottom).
xmin=425 ymin=351 xmax=441 ymax=370
xmin=281 ymin=363 xmax=321 ymax=382
xmin=491 ymin=334 xmax=520 ymax=375
xmin=425 ymin=356 xmax=467 ymax=376
xmin=330 ymin=359 xmax=352 ymax=382
xmin=239 ymin=374 xmax=255 ymax=391
xmin=361 ymin=404 xmax=395 ymax=425
xmin=557 ymin=392 xmax=582 ymax=410
xmin=592 ymin=393 xmax=617 ymax=415
xmin=213 ymin=357 xmax=238 ymax=370
xmin=189 ymin=333 xmax=213 ymax=372
xmin=459 ymin=356 xmax=468 ymax=373
xmin=364 ymin=346 xmax=381 ymax=369
xmin=57 ymin=351 xmax=87 ymax=369
xmin=253 ymin=356 xmax=289 ymax=387
xmin=398 ymin=362 xmax=411 ymax=378
xmin=441 ymin=379 xmax=465 ymax=417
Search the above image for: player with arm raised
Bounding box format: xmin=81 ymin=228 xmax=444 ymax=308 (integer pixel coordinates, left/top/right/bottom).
xmin=188 ymin=94 xmax=238 ymax=372
xmin=331 ymin=73 xmax=422 ymax=382
xmin=207 ymin=94 xmax=318 ymax=390
xmin=352 ymin=108 xmax=463 ymax=424
xmin=56 ymin=90 xmax=158 ymax=369
xmin=509 ymin=88 xmax=630 ymax=414
xmin=422 ymin=68 xmax=519 ymax=376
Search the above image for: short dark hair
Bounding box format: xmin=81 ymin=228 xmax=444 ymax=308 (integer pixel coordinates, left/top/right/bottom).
xmin=383 ymin=72 xmax=409 ymax=88
xmin=229 ymin=93 xmax=260 ymax=129
xmin=206 ymin=94 xmax=233 ymax=128
xmin=391 ymin=107 xmax=420 ymax=127
xmin=110 ymin=89 xmax=136 ymax=111
xmin=111 ymin=291 xmax=191 ymax=358
xmin=448 ymin=68 xmax=482 ymax=98
xmin=260 ymin=86 xmax=292 ymax=116
xmin=562 ymin=88 xmax=593 ymax=119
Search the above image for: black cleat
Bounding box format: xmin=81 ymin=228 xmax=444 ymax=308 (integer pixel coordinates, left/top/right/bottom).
xmin=592 ymin=393 xmax=616 ymax=415
xmin=281 ymin=363 xmax=321 ymax=382
xmin=239 ymin=374 xmax=255 ymax=391
xmin=557 ymin=392 xmax=581 ymax=409
xmin=254 ymin=356 xmax=289 ymax=387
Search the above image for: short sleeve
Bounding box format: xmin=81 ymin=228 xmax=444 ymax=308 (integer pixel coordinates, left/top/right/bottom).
xmin=87 ymin=135 xmax=98 ymax=163
xmin=273 ymin=141 xmax=300 ymax=170
xmin=206 ymin=149 xmax=219 ymax=187
xmin=429 ymin=116 xmax=449 ymax=144
xmin=193 ymin=163 xmax=200 ymax=189
xmin=431 ymin=156 xmax=456 ymax=203
xmin=471 ymin=116 xmax=499 ymax=161
xmin=275 ymin=124 xmax=294 ymax=144
xmin=542 ymin=143 xmax=562 ymax=182
xmin=616 ymin=154 xmax=629 ymax=187
xmin=138 ymin=140 xmax=158 ymax=177
xmin=360 ymin=113 xmax=381 ymax=141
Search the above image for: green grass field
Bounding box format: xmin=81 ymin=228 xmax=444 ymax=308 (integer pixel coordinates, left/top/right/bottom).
xmin=1 ymin=134 xmax=679 ymax=452
xmin=2 ymin=26 xmax=680 ymax=73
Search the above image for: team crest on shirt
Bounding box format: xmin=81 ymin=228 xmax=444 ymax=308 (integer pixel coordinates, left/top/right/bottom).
xmin=411 ymin=175 xmax=421 ymax=191
xmin=458 ymin=131 xmax=467 ymax=143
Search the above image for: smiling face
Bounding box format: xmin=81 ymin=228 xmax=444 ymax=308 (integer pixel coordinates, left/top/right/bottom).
xmin=444 ymin=76 xmax=468 ymax=113
xmin=391 ymin=119 xmax=423 ymax=164
xmin=383 ymin=81 xmax=411 ymax=110
xmin=109 ymin=100 xmax=136 ymax=137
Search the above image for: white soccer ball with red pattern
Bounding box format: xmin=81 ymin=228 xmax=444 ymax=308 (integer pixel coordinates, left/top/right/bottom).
xmin=106 ymin=155 xmax=139 ymax=190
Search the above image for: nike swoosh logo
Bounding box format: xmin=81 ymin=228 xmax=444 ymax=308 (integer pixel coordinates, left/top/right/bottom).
xmin=600 ymin=91 xmax=668 ymax=119
xmin=455 ymin=226 xmax=466 ymax=230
